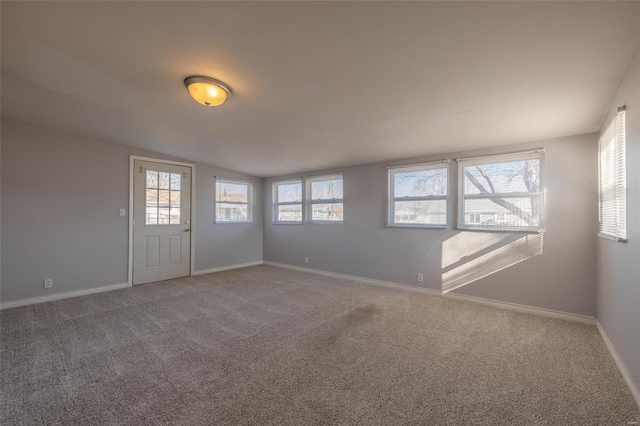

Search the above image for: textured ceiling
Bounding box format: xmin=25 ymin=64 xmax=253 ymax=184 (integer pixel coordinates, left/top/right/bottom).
xmin=2 ymin=1 xmax=638 ymax=177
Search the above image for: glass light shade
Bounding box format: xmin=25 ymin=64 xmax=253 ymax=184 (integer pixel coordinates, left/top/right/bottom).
xmin=184 ymin=76 xmax=232 ymax=107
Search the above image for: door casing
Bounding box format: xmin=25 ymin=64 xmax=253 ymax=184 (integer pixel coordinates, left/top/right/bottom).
xmin=128 ymin=156 xmax=196 ymax=286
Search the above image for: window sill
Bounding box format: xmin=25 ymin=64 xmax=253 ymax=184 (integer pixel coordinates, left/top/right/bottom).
xmin=456 ymin=226 xmax=545 ymax=234
xmin=305 ymin=221 xmax=343 ymax=224
xmin=215 ymin=221 xmax=253 ymax=225
xmin=273 ymin=221 xmax=303 ymax=225
xmin=598 ymin=233 xmax=627 ymax=243
xmin=387 ymin=224 xmax=448 ymax=229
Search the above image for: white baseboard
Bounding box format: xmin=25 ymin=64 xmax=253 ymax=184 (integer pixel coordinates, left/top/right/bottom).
xmin=596 ymin=321 xmax=640 ymax=409
xmin=442 ymin=292 xmax=595 ymax=325
xmin=0 ymin=282 xmax=130 ymax=310
xmin=193 ymin=261 xmax=263 ymax=276
xmin=1 ymin=261 xmax=263 ymax=310
xmin=263 ymin=261 xmax=596 ymax=325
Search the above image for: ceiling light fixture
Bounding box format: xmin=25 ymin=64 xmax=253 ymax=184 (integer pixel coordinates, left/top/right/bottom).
xmin=183 ymin=76 xmax=233 ymax=107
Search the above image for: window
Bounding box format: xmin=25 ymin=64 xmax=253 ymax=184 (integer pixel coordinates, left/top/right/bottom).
xmin=306 ymin=174 xmax=344 ymax=222
xmin=146 ymin=170 xmax=182 ymax=225
xmin=388 ymin=162 xmax=448 ymax=227
xmin=599 ymin=109 xmax=626 ymax=241
xmin=273 ymin=179 xmax=303 ymax=223
xmin=215 ymin=178 xmax=252 ymax=223
xmin=458 ymin=150 xmax=545 ymax=231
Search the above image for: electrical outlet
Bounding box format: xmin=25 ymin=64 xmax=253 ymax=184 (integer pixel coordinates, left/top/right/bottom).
xmin=417 ymin=273 xmax=424 ymax=282
xmin=43 ymin=279 xmax=53 ymax=289
xmin=304 ymin=257 xmax=309 ymax=264
xmin=119 ymin=208 xmax=126 ymax=217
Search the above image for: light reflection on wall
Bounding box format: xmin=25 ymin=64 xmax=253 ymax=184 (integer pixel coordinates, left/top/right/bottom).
xmin=441 ymin=232 xmax=543 ymax=293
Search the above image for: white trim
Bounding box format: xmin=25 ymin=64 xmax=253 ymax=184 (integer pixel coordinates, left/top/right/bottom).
xmin=304 ymin=220 xmax=344 ymax=225
xmin=597 ymin=233 xmax=627 ymax=243
xmin=305 ymin=174 xmax=344 ymax=224
xmin=130 ymin=155 xmax=196 ymax=168
xmin=386 ymin=224 xmax=449 ymax=229
xmin=442 ymin=291 xmax=594 ymax=324
xmin=596 ymin=321 xmax=640 ymax=409
xmin=388 ymin=162 xmax=450 ymax=228
xmin=457 ymin=225 xmax=545 ymax=233
xmin=598 ymin=110 xmax=627 ymax=241
xmin=272 ymin=178 xmax=303 ymax=184
xmin=273 ymin=179 xmax=304 ymax=224
xmin=214 ymin=176 xmax=254 ymax=183
xmin=457 ymin=150 xmax=546 ymax=232
xmin=1 ymin=261 xmax=263 ymax=310
xmin=455 ymin=148 xmax=546 ymax=163
xmin=303 ymin=171 xmax=343 ymax=179
xmin=386 ymin=159 xmax=450 ymax=170
xmin=129 ymin=156 xmax=196 ymax=286
xmin=263 ymin=261 xmax=595 ymax=325
xmin=193 ymin=261 xmax=263 ymax=276
xmin=1 ymin=283 xmax=129 ymax=310
xmin=215 ymin=177 xmax=253 ymax=224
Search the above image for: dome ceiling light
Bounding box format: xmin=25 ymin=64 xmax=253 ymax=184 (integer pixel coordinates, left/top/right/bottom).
xmin=183 ymin=76 xmax=233 ymax=107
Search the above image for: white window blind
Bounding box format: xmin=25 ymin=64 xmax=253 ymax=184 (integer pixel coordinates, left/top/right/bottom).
xmin=598 ymin=109 xmax=626 ymax=241
xmin=273 ymin=179 xmax=303 ymax=223
xmin=457 ymin=150 xmax=545 ymax=232
xmin=215 ymin=178 xmax=252 ymax=223
xmin=388 ymin=162 xmax=448 ymax=227
xmin=306 ymin=174 xmax=343 ymax=223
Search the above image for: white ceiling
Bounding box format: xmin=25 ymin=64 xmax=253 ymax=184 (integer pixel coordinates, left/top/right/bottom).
xmin=2 ymin=1 xmax=638 ymax=177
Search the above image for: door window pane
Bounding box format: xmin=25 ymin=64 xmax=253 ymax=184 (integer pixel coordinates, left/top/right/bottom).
xmin=159 ymin=172 xmax=171 ymax=189
xmin=171 ymin=173 xmax=181 ymax=190
xmin=158 ymin=208 xmax=170 ymax=224
xmin=146 ymin=171 xmax=158 ymax=189
xmin=146 ymin=169 xmax=182 ymax=225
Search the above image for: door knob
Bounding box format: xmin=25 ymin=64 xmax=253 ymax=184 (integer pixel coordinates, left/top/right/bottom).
xmin=184 ymin=228 xmax=191 ymax=232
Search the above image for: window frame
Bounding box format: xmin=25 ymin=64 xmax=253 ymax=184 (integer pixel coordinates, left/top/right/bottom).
xmin=273 ymin=179 xmax=304 ymax=224
xmin=214 ymin=177 xmax=253 ymax=224
xmin=457 ymin=150 xmax=546 ymax=233
xmin=598 ymin=108 xmax=627 ymax=242
xmin=305 ymin=173 xmax=344 ymax=224
xmin=144 ymin=170 xmax=184 ymax=226
xmin=387 ymin=161 xmax=450 ymax=229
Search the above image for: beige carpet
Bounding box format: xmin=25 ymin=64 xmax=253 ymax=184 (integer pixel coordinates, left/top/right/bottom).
xmin=1 ymin=265 xmax=638 ymax=425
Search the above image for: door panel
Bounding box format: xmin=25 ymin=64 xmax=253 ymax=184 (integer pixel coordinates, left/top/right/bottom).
xmin=133 ymin=160 xmax=191 ymax=285
xmin=168 ymin=235 xmax=182 ymax=265
xmin=145 ymin=236 xmax=160 ymax=268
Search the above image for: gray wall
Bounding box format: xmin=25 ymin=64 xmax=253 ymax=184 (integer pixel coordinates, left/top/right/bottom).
xmin=127 ymin=147 xmax=263 ymax=274
xmin=264 ymin=134 xmax=598 ymax=317
xmin=1 ymin=119 xmax=262 ymax=302
xmin=597 ymin=48 xmax=640 ymax=394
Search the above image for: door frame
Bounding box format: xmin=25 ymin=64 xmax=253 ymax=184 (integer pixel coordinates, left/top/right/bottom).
xmin=128 ymin=156 xmax=196 ymax=286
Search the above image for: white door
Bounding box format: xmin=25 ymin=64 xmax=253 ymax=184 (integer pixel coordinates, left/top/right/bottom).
xmin=133 ymin=160 xmax=192 ymax=285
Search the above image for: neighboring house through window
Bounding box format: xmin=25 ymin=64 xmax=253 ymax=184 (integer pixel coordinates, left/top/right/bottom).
xmin=306 ymin=174 xmax=344 ymax=223
xmin=215 ymin=178 xmax=252 ymax=223
xmin=273 ymin=179 xmax=303 ymax=223
xmin=388 ymin=161 xmax=449 ymax=227
xmin=457 ymin=150 xmax=546 ymax=232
